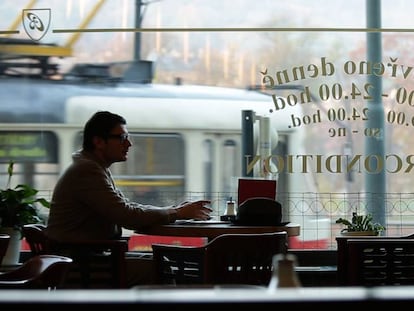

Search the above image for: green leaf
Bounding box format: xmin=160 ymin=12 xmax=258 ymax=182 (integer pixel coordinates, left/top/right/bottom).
xmin=0 ymin=161 xmax=50 ymax=232
xmin=336 ymin=212 xmax=385 ymax=233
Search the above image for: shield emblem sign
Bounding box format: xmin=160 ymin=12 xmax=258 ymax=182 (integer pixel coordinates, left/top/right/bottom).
xmin=22 ymin=9 xmax=51 ymax=42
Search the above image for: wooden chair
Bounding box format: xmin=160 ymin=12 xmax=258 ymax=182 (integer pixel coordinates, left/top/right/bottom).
xmin=22 ymin=224 xmax=48 ymax=255
xmin=152 ymin=231 xmax=288 ymax=286
xmin=22 ymin=224 xmax=129 ymax=289
xmin=0 ymin=234 xmax=10 ymax=265
xmin=336 ymin=233 xmax=414 ymax=285
xmin=0 ymin=254 xmax=73 ymax=289
xmin=346 ymin=238 xmax=414 ymax=286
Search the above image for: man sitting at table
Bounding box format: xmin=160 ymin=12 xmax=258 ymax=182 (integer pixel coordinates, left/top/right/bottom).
xmin=46 ymin=111 xmax=212 ymax=286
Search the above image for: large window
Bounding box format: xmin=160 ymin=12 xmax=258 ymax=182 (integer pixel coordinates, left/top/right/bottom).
xmin=2 ymin=1 xmax=414 ymax=249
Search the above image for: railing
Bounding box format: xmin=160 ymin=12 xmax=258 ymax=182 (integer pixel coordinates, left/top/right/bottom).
xmin=38 ymin=190 xmax=414 ymax=250
xmin=286 ymin=192 xmax=414 ymax=249
xmin=158 ymin=191 xmax=414 ymax=250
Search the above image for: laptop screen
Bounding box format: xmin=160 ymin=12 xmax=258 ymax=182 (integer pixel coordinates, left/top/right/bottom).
xmin=237 ymin=178 xmax=277 ymax=206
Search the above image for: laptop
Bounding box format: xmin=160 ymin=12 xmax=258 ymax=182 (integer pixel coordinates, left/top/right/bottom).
xmin=237 ymin=178 xmax=277 ymax=206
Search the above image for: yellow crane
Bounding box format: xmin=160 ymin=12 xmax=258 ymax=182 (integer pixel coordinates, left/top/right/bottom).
xmin=0 ymin=0 xmax=106 ymax=58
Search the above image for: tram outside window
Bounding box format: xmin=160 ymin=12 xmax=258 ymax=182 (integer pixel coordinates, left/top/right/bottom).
xmin=222 ymin=139 xmax=238 ymax=205
xmin=110 ymin=133 xmax=185 ymax=207
xmin=2 ymin=0 xmax=404 ymax=251
xmin=74 ymin=131 xmax=185 ymax=206
xmin=0 ymin=131 xmax=59 ymax=224
xmin=0 ymin=131 xmax=59 ymax=192
xmin=203 ymin=139 xmax=213 ymax=204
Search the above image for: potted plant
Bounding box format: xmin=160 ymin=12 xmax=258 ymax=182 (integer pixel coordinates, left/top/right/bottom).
xmin=335 ymin=211 xmax=385 ymax=236
xmin=0 ymin=161 xmax=50 ymax=265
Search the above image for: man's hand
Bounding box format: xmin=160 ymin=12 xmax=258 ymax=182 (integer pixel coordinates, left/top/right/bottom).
xmin=175 ymin=200 xmax=212 ymax=220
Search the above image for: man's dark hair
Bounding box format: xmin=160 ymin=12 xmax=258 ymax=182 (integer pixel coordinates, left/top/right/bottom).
xmin=82 ymin=111 xmax=127 ymax=151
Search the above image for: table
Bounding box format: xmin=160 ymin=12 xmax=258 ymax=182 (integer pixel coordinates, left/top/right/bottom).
xmin=138 ymin=220 xmax=300 ymax=241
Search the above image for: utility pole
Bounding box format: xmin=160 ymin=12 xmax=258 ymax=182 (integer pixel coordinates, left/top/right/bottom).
xmin=365 ymin=0 xmax=386 ymax=228
xmin=242 ymin=110 xmax=254 ymax=177
xmin=134 ymin=0 xmax=143 ymax=61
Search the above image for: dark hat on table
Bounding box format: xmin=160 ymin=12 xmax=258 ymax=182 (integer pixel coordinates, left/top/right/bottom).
xmin=234 ymin=197 xmax=284 ymax=226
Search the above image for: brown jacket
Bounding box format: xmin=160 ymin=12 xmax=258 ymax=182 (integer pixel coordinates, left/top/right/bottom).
xmin=46 ymin=150 xmax=174 ymax=242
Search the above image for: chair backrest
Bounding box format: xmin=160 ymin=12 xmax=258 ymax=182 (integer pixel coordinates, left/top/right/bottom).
xmin=152 ymin=242 xmax=206 ymax=284
xmin=336 ymin=234 xmax=414 ymax=285
xmin=0 ymin=234 xmax=10 ymax=265
xmin=152 ymin=231 xmax=288 ymax=286
xmin=346 ymin=238 xmax=414 ymax=286
xmin=51 ymin=239 xmax=129 ymax=289
xmin=22 ymin=223 xmax=128 ymax=289
xmin=203 ymin=232 xmax=287 ymax=285
xmin=22 ymin=224 xmax=49 ymax=255
xmin=0 ymin=254 xmax=73 ymax=289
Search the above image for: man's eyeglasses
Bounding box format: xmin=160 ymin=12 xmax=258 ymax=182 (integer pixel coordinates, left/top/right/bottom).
xmin=106 ymin=133 xmax=129 ymax=143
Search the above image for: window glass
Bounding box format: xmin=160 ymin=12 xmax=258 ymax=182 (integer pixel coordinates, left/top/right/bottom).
xmin=113 ymin=133 xmax=185 ymax=206
xmin=2 ymin=0 xmax=414 ymax=250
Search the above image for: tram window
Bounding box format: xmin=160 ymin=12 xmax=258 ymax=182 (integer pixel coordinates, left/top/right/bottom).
xmin=203 ymin=139 xmax=213 ymax=201
xmin=74 ymin=132 xmax=184 ymax=175
xmin=0 ymin=131 xmax=58 ymax=164
xmin=222 ymin=139 xmax=237 ymax=196
xmin=97 ymin=132 xmax=185 ymax=206
xmin=0 ymin=131 xmax=59 ymax=201
xmin=74 ymin=132 xmax=185 ymax=205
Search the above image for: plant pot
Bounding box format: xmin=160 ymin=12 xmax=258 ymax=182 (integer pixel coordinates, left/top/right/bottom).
xmin=0 ymin=227 xmax=21 ymax=265
xmin=340 ymin=230 xmax=379 ymax=236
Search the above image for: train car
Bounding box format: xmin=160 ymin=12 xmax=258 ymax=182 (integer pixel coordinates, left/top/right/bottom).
xmin=0 ymin=60 xmax=330 ymax=249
